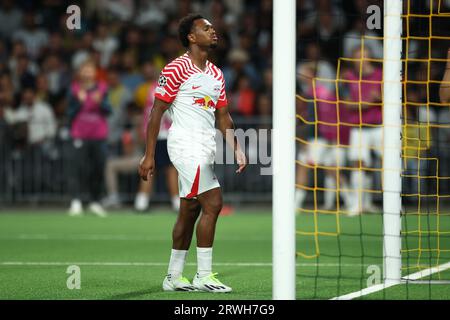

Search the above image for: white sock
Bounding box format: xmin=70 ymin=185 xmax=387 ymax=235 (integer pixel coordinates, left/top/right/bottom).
xmin=351 ymin=170 xmax=366 ymax=211
xmin=295 ymin=189 xmax=306 ymax=209
xmin=339 ymin=179 xmax=352 ymax=208
xmin=323 ymin=175 xmax=336 ymax=209
xmin=134 ymin=192 xmax=149 ymax=211
xmin=197 ymin=247 xmax=213 ymax=277
xmin=363 ymin=174 xmax=374 ymax=208
xmin=171 ymin=196 xmax=180 ymax=211
xmin=167 ymin=249 xmax=188 ymax=279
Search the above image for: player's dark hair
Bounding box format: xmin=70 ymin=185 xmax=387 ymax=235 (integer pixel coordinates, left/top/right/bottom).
xmin=178 ymin=13 xmax=204 ymax=48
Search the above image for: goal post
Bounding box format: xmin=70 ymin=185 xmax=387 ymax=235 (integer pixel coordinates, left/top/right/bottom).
xmin=383 ymin=0 xmax=403 ymax=285
xmin=272 ymin=0 xmax=296 ymax=300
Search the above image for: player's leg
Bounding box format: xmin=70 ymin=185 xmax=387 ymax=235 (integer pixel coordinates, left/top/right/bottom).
xmin=317 ymin=142 xmax=337 ymax=211
xmin=295 ymin=138 xmax=323 ymax=210
xmin=295 ymin=158 xmax=309 ymax=210
xmin=103 ymin=156 xmax=140 ymax=208
xmin=165 ymin=165 xmax=180 ymax=211
xmin=332 ymin=145 xmax=352 ymax=210
xmin=362 ymin=127 xmax=383 ymax=213
xmin=192 ymin=187 xmax=232 ymax=293
xmin=348 ymin=128 xmax=372 ymax=216
xmin=173 ymin=198 xmax=202 ymax=249
xmin=195 ymin=187 xmax=222 ymax=248
xmin=87 ymin=140 xmax=107 ymax=217
xmin=163 ymin=197 xmax=201 ymax=292
xmin=323 ymin=169 xmax=337 ymax=211
xmin=68 ymin=139 xmax=87 ymax=216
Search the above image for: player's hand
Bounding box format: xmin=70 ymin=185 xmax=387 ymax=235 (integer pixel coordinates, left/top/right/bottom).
xmin=235 ymin=149 xmax=247 ymax=174
xmin=138 ymin=155 xmax=155 ymax=181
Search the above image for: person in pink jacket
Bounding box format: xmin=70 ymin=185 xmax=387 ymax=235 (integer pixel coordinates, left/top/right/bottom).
xmin=67 ymin=59 xmax=112 ymax=216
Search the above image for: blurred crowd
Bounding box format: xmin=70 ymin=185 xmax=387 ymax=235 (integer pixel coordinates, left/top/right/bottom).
xmin=0 ymin=0 xmax=273 ymax=208
xmin=296 ymin=0 xmax=450 ymax=212
xmin=1 ymin=0 xmax=450 ymax=210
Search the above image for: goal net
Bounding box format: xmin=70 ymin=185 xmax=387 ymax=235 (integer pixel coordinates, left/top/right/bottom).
xmin=294 ymin=0 xmax=450 ymax=299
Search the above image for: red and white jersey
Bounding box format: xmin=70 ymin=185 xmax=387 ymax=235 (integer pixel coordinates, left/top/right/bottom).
xmin=154 ymin=53 xmax=228 ymax=163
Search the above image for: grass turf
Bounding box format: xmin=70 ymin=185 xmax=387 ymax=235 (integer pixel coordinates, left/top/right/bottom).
xmin=0 ymin=209 xmax=449 ymax=300
xmin=0 ymin=210 xmax=272 ymax=300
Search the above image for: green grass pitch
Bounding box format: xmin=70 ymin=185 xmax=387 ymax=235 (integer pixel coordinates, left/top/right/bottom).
xmin=0 ymin=209 xmax=449 ymax=300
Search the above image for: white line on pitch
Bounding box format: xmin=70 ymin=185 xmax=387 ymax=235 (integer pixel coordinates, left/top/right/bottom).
xmin=0 ymin=261 xmax=370 ymax=267
xmin=0 ymin=234 xmax=269 ymax=241
xmin=330 ymin=261 xmax=450 ymax=300
xmin=402 ymin=262 xmax=450 ymax=280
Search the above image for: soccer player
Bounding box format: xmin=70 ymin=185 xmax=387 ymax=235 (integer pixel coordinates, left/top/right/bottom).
xmin=295 ymin=62 xmax=352 ymax=212
xmin=342 ymin=46 xmax=383 ymax=216
xmin=138 ymin=14 xmax=247 ymax=293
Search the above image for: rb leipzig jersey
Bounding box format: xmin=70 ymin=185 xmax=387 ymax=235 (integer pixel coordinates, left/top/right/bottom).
xmin=154 ymin=53 xmax=227 ymax=164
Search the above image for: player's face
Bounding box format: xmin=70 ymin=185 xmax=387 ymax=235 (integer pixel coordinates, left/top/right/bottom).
xmin=191 ymin=19 xmax=218 ymax=49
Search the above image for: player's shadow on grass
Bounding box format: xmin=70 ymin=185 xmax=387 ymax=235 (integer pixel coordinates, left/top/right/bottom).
xmin=107 ymin=286 xmax=160 ymax=300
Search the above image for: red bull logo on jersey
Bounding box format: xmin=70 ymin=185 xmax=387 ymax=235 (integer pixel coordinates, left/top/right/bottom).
xmin=193 ymin=96 xmax=216 ymax=110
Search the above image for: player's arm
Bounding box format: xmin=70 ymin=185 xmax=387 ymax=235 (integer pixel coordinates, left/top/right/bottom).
xmin=138 ymin=98 xmax=170 ymax=180
xmin=215 ymin=106 xmax=247 ymax=173
xmin=440 ymin=49 xmax=450 ymax=103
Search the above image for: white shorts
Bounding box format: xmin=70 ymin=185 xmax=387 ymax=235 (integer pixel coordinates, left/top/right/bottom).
xmin=172 ymin=161 xmax=220 ymax=199
xmin=167 ymin=129 xmax=219 ymax=198
xmin=348 ymin=127 xmax=383 ymax=166
xmin=298 ymin=138 xmax=347 ymax=167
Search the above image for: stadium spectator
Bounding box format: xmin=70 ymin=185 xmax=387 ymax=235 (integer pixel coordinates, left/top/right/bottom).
xmin=298 ymin=42 xmax=335 ymax=91
xmin=0 ymin=0 xmax=23 ymax=41
xmin=342 ymin=17 xmax=383 ymax=59
xmin=120 ymin=50 xmax=144 ymax=92
xmin=10 ymin=54 xmax=36 ymax=95
xmin=314 ymin=1 xmax=345 ymax=64
xmin=134 ymin=0 xmax=176 ymax=28
xmin=341 ymin=46 xmax=383 ymax=216
xmin=86 ymin=0 xmax=136 ymax=23
xmin=229 ymin=75 xmax=256 ymax=117
xmin=42 ymin=31 xmax=68 ymax=58
xmin=12 ymin=10 xmax=49 ymax=61
xmin=35 ymin=73 xmax=51 ymax=104
xmin=19 ymin=86 xmax=57 ymax=146
xmin=103 ymin=99 xmax=179 ymax=212
xmin=19 ymin=86 xmax=57 ymax=195
xmin=134 ymin=62 xmax=158 ymax=109
xmin=105 ymin=66 xmax=133 ymax=156
xmin=119 ymin=27 xmax=144 ymax=65
xmin=223 ymin=48 xmax=260 ymax=92
xmin=40 ymin=53 xmax=70 ymax=98
xmin=71 ymin=31 xmax=95 ymax=71
xmin=92 ymin=23 xmax=119 ymax=68
xmin=67 ymin=59 xmax=111 ymax=217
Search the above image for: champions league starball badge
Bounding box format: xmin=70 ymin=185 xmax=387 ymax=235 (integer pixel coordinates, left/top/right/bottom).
xmin=158 ymin=75 xmax=167 ymax=87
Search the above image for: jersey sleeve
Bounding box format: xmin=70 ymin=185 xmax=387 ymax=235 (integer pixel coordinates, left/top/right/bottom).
xmin=215 ymin=71 xmax=228 ymax=109
xmin=154 ymin=62 xmax=183 ymax=103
